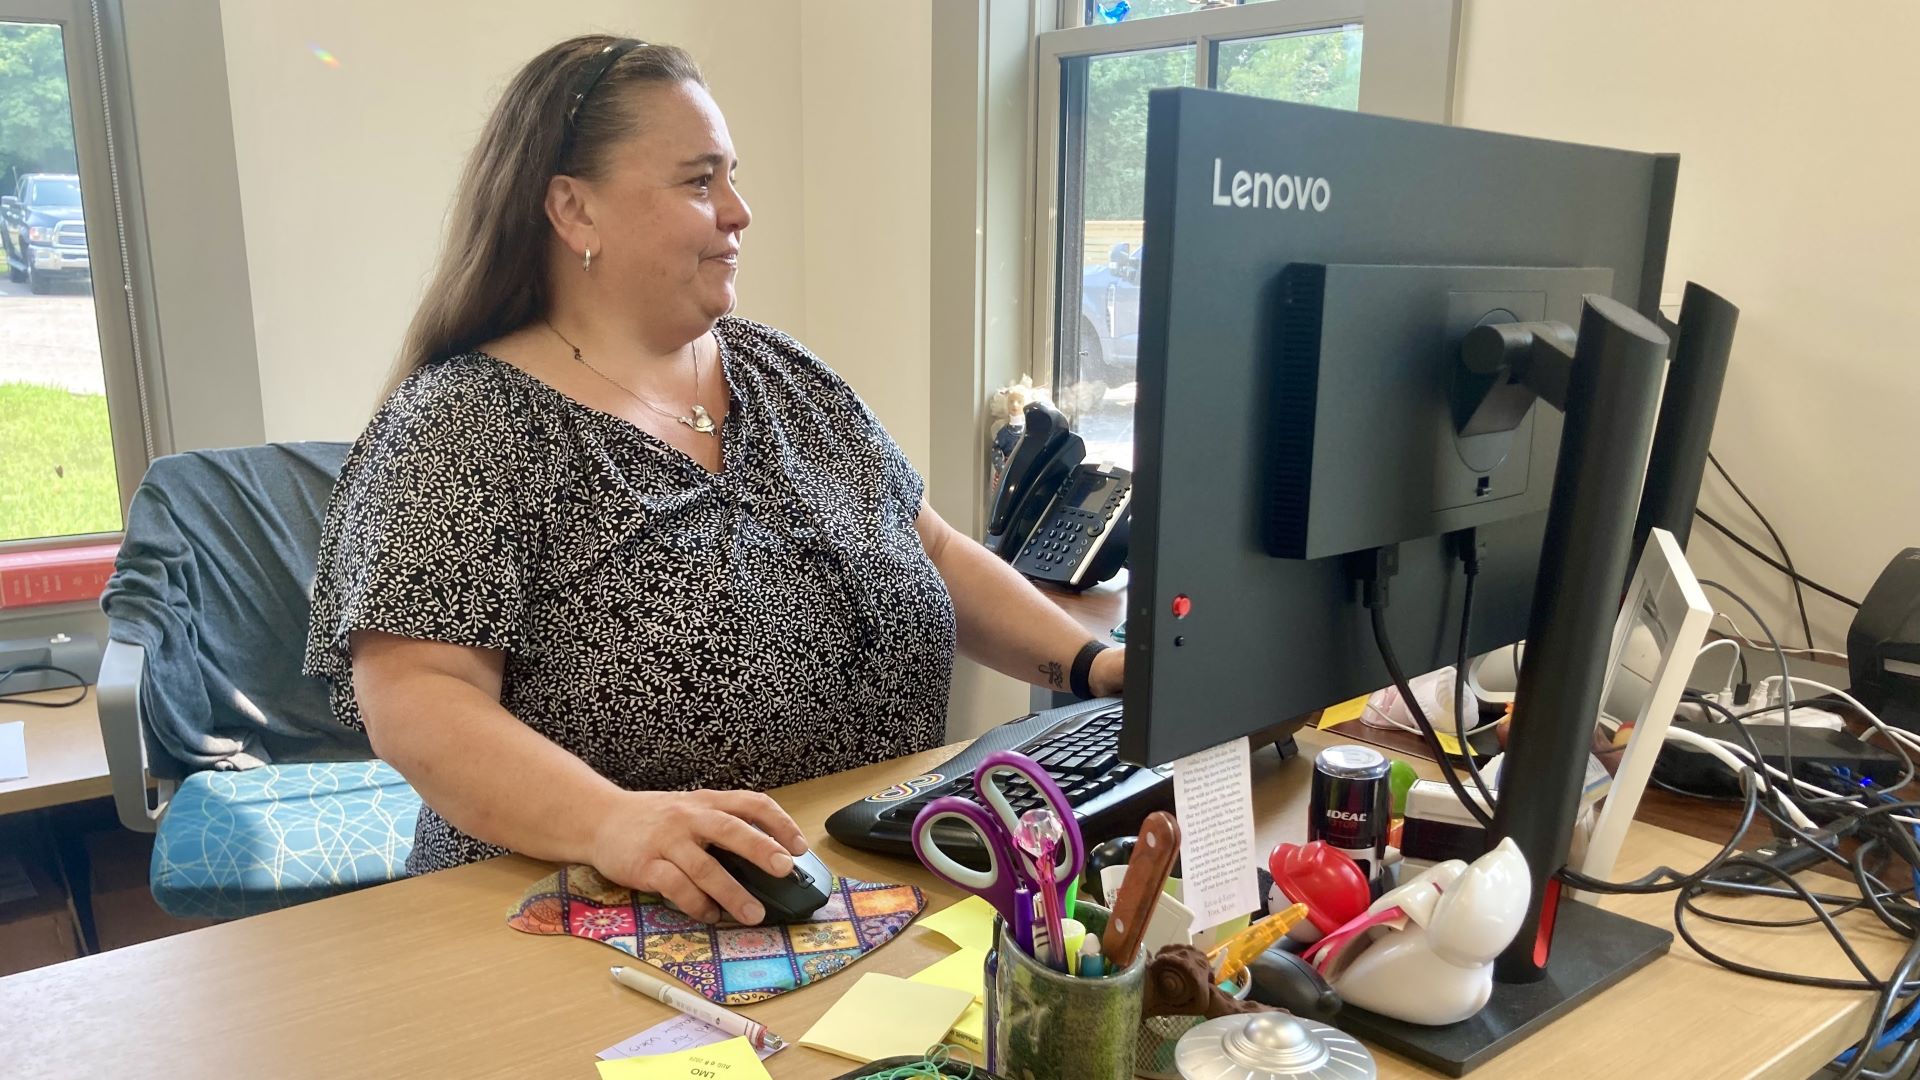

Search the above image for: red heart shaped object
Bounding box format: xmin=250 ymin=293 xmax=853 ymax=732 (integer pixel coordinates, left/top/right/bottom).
xmin=1268 ymin=840 xmax=1372 ymax=935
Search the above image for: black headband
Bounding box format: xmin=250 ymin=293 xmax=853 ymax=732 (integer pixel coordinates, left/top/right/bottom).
xmin=564 ymin=38 xmax=648 ymax=129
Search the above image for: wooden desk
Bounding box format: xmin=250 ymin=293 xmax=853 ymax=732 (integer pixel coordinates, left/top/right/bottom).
xmin=0 ymin=690 xmax=109 ymax=815
xmin=1036 ymin=575 xmax=1126 ymax=644
xmin=0 ymin=725 xmax=1901 ymax=1080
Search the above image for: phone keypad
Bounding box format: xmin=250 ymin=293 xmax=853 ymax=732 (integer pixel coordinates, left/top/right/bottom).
xmin=1013 ymin=475 xmax=1132 ymax=585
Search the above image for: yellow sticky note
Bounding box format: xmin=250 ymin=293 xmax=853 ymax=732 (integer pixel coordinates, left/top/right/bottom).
xmin=797 ymin=973 xmax=974 ymax=1064
xmin=908 ymin=947 xmax=986 ymax=1003
xmin=595 ymin=1037 xmax=771 ymax=1080
xmin=948 ymin=1000 xmax=984 ymax=1054
xmin=1433 ymin=728 xmax=1467 ymax=757
xmin=918 ymin=894 xmax=997 ymax=953
xmin=1317 ymin=694 xmax=1370 ymax=729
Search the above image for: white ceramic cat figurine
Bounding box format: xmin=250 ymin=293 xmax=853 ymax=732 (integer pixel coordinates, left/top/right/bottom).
xmin=1325 ymin=837 xmax=1531 ymax=1026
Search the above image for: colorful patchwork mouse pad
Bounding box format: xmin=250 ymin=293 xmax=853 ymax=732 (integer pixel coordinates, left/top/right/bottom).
xmin=507 ymin=864 xmax=925 ymax=1005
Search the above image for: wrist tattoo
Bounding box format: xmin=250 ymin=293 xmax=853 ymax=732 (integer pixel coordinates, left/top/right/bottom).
xmin=1040 ymin=660 xmax=1065 ymax=689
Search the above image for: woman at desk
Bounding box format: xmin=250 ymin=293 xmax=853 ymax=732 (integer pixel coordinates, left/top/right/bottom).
xmin=301 ymin=37 xmax=1118 ymax=929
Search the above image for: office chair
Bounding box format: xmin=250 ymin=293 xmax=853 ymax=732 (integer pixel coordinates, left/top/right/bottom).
xmin=98 ymin=442 xmax=421 ymax=919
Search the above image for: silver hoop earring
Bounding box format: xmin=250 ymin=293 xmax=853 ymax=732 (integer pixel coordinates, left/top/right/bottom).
xmin=582 ymin=247 xmax=593 ymax=272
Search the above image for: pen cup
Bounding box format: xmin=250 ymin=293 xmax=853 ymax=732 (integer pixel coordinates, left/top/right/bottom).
xmin=992 ymin=902 xmax=1146 ymax=1079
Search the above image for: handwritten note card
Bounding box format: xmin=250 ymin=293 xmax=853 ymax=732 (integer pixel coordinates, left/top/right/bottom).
xmin=1172 ymin=735 xmax=1257 ymax=933
xmin=598 ymin=1014 xmax=782 ymax=1063
xmin=595 ymin=1037 xmax=771 ymax=1080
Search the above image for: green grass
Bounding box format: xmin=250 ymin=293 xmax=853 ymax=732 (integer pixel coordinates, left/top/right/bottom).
xmin=0 ymin=381 xmax=121 ymax=541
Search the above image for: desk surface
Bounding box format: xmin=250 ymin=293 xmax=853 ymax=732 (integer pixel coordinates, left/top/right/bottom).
xmin=0 ymin=726 xmax=1900 ymax=1080
xmin=0 ymin=690 xmax=109 ymax=815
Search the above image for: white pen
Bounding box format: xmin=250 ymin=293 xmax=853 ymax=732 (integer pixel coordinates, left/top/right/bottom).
xmin=610 ymin=965 xmax=785 ymax=1051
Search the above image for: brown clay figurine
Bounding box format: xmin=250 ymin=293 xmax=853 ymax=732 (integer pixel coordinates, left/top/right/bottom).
xmin=1141 ymin=944 xmax=1278 ymax=1020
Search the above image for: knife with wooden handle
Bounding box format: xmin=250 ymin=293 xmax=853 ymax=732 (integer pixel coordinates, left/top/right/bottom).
xmin=1101 ymin=810 xmax=1181 ymax=971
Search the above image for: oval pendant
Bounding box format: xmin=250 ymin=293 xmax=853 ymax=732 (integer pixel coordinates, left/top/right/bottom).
xmin=686 ymin=404 xmax=717 ymax=435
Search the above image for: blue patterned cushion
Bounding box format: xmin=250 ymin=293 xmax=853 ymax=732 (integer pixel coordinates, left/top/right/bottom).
xmin=151 ymin=760 xmax=421 ymax=919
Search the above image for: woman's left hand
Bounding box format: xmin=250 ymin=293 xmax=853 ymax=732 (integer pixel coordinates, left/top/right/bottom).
xmin=1090 ymin=645 xmax=1125 ymax=697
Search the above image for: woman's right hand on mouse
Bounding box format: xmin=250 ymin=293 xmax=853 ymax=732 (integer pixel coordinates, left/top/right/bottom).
xmin=591 ymin=788 xmax=810 ymax=926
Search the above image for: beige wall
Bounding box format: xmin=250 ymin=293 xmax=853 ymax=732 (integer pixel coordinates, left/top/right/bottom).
xmin=1456 ymin=1 xmax=1920 ymax=653
xmin=798 ymin=3 xmax=934 ymax=474
xmin=218 ymin=1 xmax=808 ymax=442
xmin=220 ymin=0 xmax=935 ymax=474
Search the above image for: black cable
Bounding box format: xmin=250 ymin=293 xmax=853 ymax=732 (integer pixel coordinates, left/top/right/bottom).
xmin=1654 ymin=685 xmax=1920 ymax=1071
xmin=1556 ymin=765 xmax=1765 ymax=894
xmin=1681 ymin=689 xmax=1920 ymax=926
xmin=1848 ymin=837 xmax=1920 ymax=938
xmin=1452 ymin=539 xmax=1496 ymax=811
xmin=1357 ymin=546 xmax=1499 ymax=832
xmin=1834 ymin=933 xmax=1920 ymax=1080
xmin=1650 ymin=773 xmax=1746 ymax=803
xmin=1708 ymin=451 xmax=1817 ymax=650
xmin=0 ymin=664 xmax=88 ymax=707
xmin=1720 ymin=693 xmax=1915 ymax=802
xmin=1370 ymin=604 xmax=1497 ymax=830
xmin=1669 ymin=799 xmax=1920 ymax=1007
xmin=1673 ymin=857 xmax=1916 ymax=991
xmin=1702 ymin=580 xmax=1800 ymax=806
xmin=1856 ymin=1037 xmax=1920 ymax=1080
xmin=1696 ymin=509 xmax=1862 ymax=609
xmin=1685 ymin=690 xmax=1773 ymax=775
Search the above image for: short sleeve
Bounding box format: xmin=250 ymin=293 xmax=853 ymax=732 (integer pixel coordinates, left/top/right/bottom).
xmin=722 ymin=317 xmax=926 ymax=523
xmin=303 ymin=361 xmax=549 ymax=692
xmin=863 ymin=400 xmax=926 ymax=524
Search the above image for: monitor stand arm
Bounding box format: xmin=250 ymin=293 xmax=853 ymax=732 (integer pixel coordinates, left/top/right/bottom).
xmin=1455 ymin=317 xmax=1577 ymax=432
xmin=1460 ymin=295 xmax=1672 ymax=983
xmin=1336 ymin=292 xmax=1677 ymax=1075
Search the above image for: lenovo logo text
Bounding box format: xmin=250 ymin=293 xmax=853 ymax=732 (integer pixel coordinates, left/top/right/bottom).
xmin=1211 ymin=157 xmax=1331 ymax=212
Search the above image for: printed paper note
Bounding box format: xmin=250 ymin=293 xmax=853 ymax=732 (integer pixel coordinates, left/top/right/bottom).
xmin=1172 ymin=735 xmax=1258 ymax=933
xmin=0 ymin=721 xmax=26 ymax=782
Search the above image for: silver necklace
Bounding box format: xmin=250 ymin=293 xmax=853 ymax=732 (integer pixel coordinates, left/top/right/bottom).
xmin=545 ymin=320 xmax=718 ymax=436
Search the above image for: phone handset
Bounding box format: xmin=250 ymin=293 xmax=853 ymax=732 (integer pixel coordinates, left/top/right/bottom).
xmin=987 ymin=400 xmax=1081 ymax=558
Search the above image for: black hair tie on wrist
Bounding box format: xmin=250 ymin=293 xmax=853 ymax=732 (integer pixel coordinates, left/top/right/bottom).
xmin=1071 ymin=640 xmax=1112 ymax=700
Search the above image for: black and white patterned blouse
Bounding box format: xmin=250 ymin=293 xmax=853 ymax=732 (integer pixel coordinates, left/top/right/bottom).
xmin=303 ymin=316 xmax=957 ymax=874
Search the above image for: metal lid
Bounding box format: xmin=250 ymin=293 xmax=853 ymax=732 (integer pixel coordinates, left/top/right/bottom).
xmin=1174 ymin=1012 xmax=1376 ymax=1080
xmin=1314 ymin=744 xmax=1388 ymax=780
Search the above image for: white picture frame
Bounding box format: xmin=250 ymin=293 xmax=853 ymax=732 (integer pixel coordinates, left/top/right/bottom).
xmin=1574 ymin=527 xmax=1713 ymax=894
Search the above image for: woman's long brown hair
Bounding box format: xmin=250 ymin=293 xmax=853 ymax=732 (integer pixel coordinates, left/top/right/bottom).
xmin=383 ymin=36 xmax=703 ymax=400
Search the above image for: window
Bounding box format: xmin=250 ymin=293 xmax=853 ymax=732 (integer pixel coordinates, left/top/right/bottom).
xmin=0 ymin=0 xmax=147 ymax=558
xmin=1086 ymin=0 xmax=1327 ymax=27
xmin=1034 ymin=1 xmax=1458 ymax=469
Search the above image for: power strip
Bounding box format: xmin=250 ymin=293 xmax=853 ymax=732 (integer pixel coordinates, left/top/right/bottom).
xmin=1741 ymin=676 xmax=1847 ymax=730
xmin=1655 ymin=719 xmax=1905 ymax=795
xmin=1741 ymin=705 xmax=1846 ymax=731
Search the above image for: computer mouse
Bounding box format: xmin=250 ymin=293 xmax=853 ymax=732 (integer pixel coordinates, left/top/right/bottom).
xmin=710 ymin=846 xmax=834 ymax=924
xmin=1247 ymin=943 xmax=1343 ymax=1022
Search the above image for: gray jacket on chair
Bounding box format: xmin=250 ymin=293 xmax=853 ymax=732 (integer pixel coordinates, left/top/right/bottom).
xmin=100 ymin=441 xmax=371 ymax=776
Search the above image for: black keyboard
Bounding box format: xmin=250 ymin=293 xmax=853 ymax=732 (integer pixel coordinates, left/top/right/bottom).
xmin=825 ymin=698 xmax=1177 ymax=863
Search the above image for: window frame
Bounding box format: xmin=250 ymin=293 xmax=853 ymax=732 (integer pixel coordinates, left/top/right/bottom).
xmin=0 ymin=0 xmax=149 ymax=554
xmin=1 ymin=0 xmax=263 ymax=575
xmin=1028 ymin=0 xmax=1461 ymax=401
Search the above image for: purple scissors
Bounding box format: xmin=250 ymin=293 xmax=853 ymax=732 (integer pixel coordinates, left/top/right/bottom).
xmin=910 ymin=750 xmax=1086 ymax=933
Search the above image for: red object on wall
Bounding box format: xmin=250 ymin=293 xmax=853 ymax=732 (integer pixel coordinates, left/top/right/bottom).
xmin=0 ymin=543 xmax=120 ymax=610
